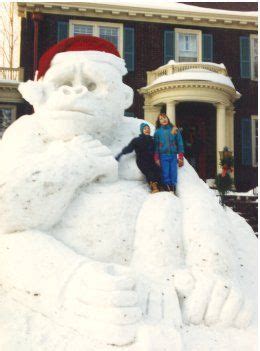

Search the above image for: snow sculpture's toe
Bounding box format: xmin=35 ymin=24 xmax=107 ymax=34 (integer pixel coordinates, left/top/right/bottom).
xmin=62 ymin=261 xmax=141 ymax=346
xmin=182 ymin=276 xmax=252 ymax=329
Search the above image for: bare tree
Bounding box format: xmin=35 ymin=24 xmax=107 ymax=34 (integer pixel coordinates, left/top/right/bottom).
xmin=0 ymin=2 xmax=19 ymax=79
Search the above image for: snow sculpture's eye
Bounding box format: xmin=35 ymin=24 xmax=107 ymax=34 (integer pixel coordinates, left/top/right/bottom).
xmin=63 ymin=81 xmax=72 ymax=87
xmin=87 ymin=82 xmax=96 ymax=92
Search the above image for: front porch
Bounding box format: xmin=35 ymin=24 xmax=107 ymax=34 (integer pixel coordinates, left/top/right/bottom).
xmin=0 ymin=67 xmax=24 ymax=136
xmin=138 ymin=61 xmax=240 ymax=174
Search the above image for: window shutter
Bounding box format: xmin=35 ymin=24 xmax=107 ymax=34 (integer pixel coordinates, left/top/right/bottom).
xmin=164 ymin=30 xmax=175 ymax=64
xmin=202 ymin=34 xmax=213 ymax=62
xmin=57 ymin=22 xmax=69 ymax=42
xmin=241 ymin=118 xmax=252 ymax=166
xmin=124 ymin=27 xmax=135 ymax=72
xmin=240 ymin=36 xmax=251 ymax=78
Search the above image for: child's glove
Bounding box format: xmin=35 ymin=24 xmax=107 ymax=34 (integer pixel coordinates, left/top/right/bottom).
xmin=115 ymin=152 xmax=123 ymax=161
xmin=178 ymin=153 xmax=184 ymax=167
xmin=154 ymin=153 xmax=160 ymax=167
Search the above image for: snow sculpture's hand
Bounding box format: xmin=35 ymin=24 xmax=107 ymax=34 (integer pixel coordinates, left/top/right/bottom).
xmin=62 ymin=261 xmax=141 ymax=346
xmin=69 ymin=135 xmax=118 ymax=183
xmin=182 ymin=274 xmax=252 ymax=328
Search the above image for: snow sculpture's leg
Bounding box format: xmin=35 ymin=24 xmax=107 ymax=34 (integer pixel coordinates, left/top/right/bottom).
xmin=177 ymin=161 xmax=255 ymax=328
xmin=131 ymin=193 xmax=191 ymax=351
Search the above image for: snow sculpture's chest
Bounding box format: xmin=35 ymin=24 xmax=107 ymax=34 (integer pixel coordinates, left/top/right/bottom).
xmin=51 ymin=180 xmax=149 ymax=265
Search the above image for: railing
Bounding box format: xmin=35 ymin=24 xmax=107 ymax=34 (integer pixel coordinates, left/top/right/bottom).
xmin=0 ymin=67 xmax=24 ymax=82
xmin=147 ymin=62 xmax=228 ymax=85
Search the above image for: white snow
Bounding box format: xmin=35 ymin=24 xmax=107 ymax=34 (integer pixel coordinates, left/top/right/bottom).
xmin=148 ymin=68 xmax=236 ymax=89
xmin=0 ymin=48 xmax=257 ymax=351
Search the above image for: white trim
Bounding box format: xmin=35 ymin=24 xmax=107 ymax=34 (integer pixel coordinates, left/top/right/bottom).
xmin=175 ymin=28 xmax=202 ymax=62
xmin=251 ymin=115 xmax=258 ymax=167
xmin=250 ymin=34 xmax=258 ymax=81
xmin=69 ymin=19 xmax=123 ymax=56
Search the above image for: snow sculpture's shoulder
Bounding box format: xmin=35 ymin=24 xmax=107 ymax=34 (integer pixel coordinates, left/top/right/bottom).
xmin=2 ymin=114 xmax=39 ymax=144
xmin=111 ymin=116 xmax=154 ymax=152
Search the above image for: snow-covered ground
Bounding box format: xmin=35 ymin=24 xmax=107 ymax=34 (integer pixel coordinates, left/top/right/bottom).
xmin=0 ymin=44 xmax=257 ymax=351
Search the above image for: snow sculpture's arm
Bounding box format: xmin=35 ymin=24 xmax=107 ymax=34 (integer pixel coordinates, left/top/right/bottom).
xmin=0 ymin=115 xmax=117 ymax=233
xmin=177 ymin=163 xmax=252 ymax=328
xmin=0 ymin=230 xmax=140 ymax=346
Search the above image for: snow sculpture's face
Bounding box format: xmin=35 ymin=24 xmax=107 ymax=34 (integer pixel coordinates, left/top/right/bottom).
xmin=19 ymin=56 xmax=133 ymax=143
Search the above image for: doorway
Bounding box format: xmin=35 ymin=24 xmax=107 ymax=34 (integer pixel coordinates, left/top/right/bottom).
xmin=176 ymin=102 xmax=216 ymax=180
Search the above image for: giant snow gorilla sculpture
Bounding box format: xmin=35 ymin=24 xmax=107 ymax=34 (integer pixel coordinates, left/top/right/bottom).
xmin=0 ymin=36 xmax=256 ymax=350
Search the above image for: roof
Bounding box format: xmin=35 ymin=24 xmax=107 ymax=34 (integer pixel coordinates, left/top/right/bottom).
xmin=18 ymin=1 xmax=257 ymax=31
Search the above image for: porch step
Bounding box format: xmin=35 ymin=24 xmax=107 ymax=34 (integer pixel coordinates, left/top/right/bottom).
xmin=221 ymin=195 xmax=258 ymax=236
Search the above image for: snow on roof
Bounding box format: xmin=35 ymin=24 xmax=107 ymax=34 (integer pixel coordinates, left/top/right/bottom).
xmin=148 ymin=68 xmax=235 ymax=89
xmin=165 ymin=60 xmax=226 ymax=69
xmin=82 ymin=0 xmax=257 ymax=17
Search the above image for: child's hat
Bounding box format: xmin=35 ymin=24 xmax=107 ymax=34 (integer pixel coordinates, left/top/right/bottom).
xmin=140 ymin=122 xmax=150 ymax=133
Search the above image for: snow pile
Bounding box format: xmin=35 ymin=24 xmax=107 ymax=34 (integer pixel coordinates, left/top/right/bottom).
xmin=0 ymin=50 xmax=257 ymax=351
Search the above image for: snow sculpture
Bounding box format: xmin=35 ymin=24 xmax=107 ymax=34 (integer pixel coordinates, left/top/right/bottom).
xmin=0 ymin=36 xmax=257 ymax=351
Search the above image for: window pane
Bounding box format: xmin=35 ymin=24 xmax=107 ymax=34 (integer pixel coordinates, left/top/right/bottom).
xmin=73 ymin=24 xmax=93 ymax=36
xmin=0 ymin=108 xmax=12 ymax=133
xmin=253 ymin=37 xmax=258 ymax=79
xmin=178 ymin=33 xmax=198 ymax=62
xmin=99 ymin=26 xmax=119 ymax=49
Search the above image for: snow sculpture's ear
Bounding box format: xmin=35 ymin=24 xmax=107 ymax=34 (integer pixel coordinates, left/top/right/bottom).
xmin=122 ymin=84 xmax=134 ymax=109
xmin=18 ymin=80 xmax=46 ymax=108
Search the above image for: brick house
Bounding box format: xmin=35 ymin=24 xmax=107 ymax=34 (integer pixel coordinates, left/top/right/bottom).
xmin=3 ymin=1 xmax=258 ymax=190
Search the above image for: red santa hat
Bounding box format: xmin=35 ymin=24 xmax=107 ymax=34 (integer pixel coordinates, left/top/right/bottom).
xmin=37 ymin=35 xmax=127 ymax=79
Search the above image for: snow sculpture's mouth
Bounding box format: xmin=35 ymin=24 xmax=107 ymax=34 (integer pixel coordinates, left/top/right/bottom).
xmin=52 ymin=109 xmax=94 ymax=118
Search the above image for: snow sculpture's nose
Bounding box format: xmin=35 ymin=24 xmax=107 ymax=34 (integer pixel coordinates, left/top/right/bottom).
xmin=61 ymin=85 xmax=87 ymax=96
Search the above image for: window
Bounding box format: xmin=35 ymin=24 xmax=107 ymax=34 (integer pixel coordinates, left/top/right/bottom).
xmin=69 ymin=20 xmax=123 ymax=55
xmin=250 ymin=34 xmax=258 ymax=80
xmin=175 ymin=28 xmax=202 ymax=62
xmin=0 ymin=106 xmax=16 ymax=136
xmin=240 ymin=35 xmax=258 ymax=80
xmin=252 ymin=115 xmax=258 ymax=167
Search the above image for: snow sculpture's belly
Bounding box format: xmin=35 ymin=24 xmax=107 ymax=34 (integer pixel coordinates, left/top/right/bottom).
xmin=51 ymin=180 xmax=149 ymax=265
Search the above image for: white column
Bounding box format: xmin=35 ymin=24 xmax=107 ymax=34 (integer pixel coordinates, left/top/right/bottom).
xmin=225 ymin=107 xmax=234 ymax=152
xmin=166 ymin=101 xmax=176 ymax=125
xmin=143 ymin=105 xmax=161 ymax=125
xmin=216 ymin=103 xmax=227 ymax=172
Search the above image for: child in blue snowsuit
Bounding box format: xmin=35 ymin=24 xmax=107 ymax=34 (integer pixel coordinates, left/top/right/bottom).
xmin=154 ymin=113 xmax=184 ymax=193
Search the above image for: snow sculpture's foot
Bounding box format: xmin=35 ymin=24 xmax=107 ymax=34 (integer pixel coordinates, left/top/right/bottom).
xmin=182 ymin=275 xmax=253 ymax=329
xmin=61 ymin=262 xmax=141 ymax=346
xmin=136 ymin=279 xmax=183 ymax=328
xmin=137 ymin=324 xmax=183 ymax=351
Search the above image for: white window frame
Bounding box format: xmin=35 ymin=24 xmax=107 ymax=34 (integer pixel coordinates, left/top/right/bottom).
xmin=0 ymin=105 xmax=16 ymax=137
xmin=175 ymin=28 xmax=202 ymax=62
xmin=250 ymin=34 xmax=258 ymax=81
xmin=251 ymin=115 xmax=258 ymax=167
xmin=69 ymin=20 xmax=123 ymax=56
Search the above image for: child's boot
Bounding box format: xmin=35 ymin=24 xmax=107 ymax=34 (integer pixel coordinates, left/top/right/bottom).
xmin=150 ymin=181 xmax=160 ymax=194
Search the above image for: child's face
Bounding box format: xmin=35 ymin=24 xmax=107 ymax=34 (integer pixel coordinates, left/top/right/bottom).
xmin=143 ymin=126 xmax=150 ymax=135
xmin=159 ymin=115 xmax=169 ymax=126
